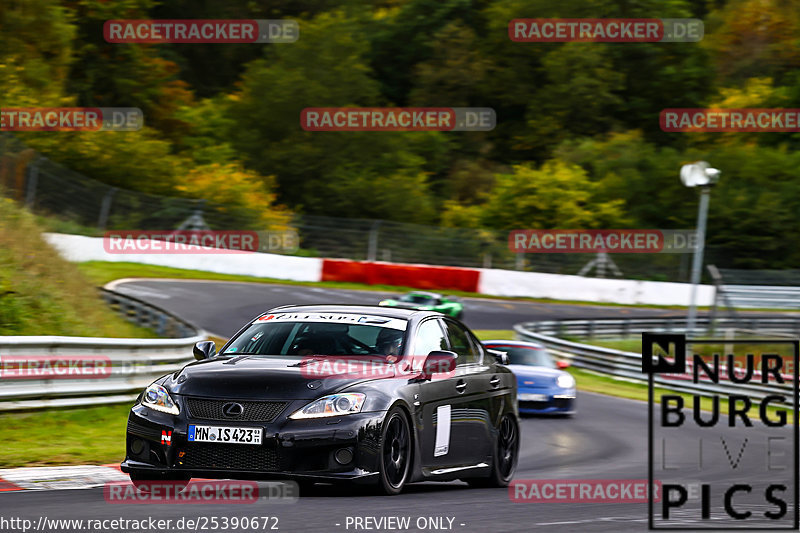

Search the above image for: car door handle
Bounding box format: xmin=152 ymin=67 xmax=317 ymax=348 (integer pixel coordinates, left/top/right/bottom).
xmin=455 ymin=380 xmax=467 ymax=393
xmin=490 ymin=376 xmax=500 ymax=388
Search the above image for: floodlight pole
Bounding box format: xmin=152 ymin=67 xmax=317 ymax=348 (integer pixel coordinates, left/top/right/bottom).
xmin=686 ymin=186 xmax=710 ymax=334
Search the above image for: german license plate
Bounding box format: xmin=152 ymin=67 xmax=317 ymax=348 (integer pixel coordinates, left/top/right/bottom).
xmin=188 ymin=425 xmax=262 ymax=445
xmin=518 ymin=393 xmax=548 ymax=402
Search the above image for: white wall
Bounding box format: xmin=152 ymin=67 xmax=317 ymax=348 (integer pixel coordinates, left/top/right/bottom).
xmin=44 ymin=233 xmax=323 ymax=282
xmin=478 ymin=268 xmax=715 ymax=306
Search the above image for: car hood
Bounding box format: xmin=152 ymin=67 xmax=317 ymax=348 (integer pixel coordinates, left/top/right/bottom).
xmin=166 ymin=356 xmax=397 ymax=400
xmin=508 ymin=364 xmax=566 ymax=389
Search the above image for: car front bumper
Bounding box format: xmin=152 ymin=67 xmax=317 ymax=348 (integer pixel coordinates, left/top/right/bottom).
xmin=517 ymin=390 xmax=576 ymax=414
xmin=121 ymin=404 xmax=387 ymax=482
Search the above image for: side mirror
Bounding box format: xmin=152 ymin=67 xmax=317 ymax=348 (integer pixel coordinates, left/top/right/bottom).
xmin=556 ymin=360 xmax=571 ymax=369
xmin=422 ymin=350 xmax=457 ymax=379
xmin=487 ymin=348 xmax=509 ymax=365
xmin=193 ymin=341 xmax=216 ymax=361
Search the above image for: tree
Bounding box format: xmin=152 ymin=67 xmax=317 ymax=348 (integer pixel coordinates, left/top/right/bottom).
xmin=65 ymin=0 xmax=194 ymax=139
xmin=0 ymin=0 xmax=76 ymax=105
xmin=224 ymin=10 xmax=446 ymax=220
xmin=477 ymin=160 xmax=629 ymax=230
xmin=704 ymin=0 xmax=800 ymax=86
xmin=522 ymin=44 xmax=624 ymax=155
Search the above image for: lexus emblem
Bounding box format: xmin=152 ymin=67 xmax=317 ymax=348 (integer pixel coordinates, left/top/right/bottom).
xmin=222 ymin=402 xmax=244 ymax=418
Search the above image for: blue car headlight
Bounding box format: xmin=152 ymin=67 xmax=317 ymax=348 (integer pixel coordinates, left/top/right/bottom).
xmin=556 ymin=374 xmax=575 ymax=389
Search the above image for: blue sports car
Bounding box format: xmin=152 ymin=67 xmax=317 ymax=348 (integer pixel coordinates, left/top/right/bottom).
xmin=483 ymin=340 xmax=576 ymax=416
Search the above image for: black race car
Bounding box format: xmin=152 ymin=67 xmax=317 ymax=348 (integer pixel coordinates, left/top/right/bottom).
xmin=121 ymin=305 xmax=519 ymax=495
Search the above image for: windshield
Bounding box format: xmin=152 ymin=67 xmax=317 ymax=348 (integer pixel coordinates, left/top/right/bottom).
xmin=493 ymin=346 xmax=554 ymax=368
xmin=399 ymin=294 xmax=434 ymax=304
xmin=222 ymin=318 xmax=407 ymax=359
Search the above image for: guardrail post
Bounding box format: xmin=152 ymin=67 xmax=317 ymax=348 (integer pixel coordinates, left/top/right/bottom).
xmin=706 ymin=264 xmax=722 ymax=335
xmin=97 ymin=187 xmax=117 ymax=231
xmin=367 ymin=221 xmax=381 ymax=262
xmin=25 ymin=159 xmax=39 ymax=208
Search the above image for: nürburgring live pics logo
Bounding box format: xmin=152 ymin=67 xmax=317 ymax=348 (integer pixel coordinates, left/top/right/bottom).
xmin=644 ymin=332 xmax=799 ymax=530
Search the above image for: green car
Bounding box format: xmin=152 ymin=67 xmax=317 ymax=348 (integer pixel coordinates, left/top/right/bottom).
xmin=378 ymin=291 xmax=464 ymax=319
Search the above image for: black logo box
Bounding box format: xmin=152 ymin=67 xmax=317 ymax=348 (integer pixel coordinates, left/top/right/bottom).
xmin=644 ymin=333 xmax=799 ymax=530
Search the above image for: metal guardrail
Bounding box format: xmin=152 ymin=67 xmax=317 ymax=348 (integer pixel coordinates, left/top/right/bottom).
xmin=0 ymin=290 xmax=206 ymax=411
xmin=514 ymin=316 xmax=799 ymax=401
xmin=99 ymin=288 xmax=199 ymax=338
xmin=720 ymin=285 xmax=800 ymax=310
xmin=708 ymin=265 xmax=800 ymax=311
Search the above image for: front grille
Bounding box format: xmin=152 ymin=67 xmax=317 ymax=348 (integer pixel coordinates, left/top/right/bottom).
xmin=185 ymin=398 xmax=286 ymax=422
xmin=179 ymin=443 xmax=283 ymax=471
xmin=519 ymin=400 xmax=549 ymax=410
xmin=553 ymin=398 xmax=573 ymax=409
xmin=520 ymin=398 xmax=573 ymax=410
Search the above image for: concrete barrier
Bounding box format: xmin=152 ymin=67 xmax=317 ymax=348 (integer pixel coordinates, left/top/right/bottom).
xmin=479 ymin=268 xmax=715 ymax=306
xmin=44 ymin=233 xmax=323 ymax=282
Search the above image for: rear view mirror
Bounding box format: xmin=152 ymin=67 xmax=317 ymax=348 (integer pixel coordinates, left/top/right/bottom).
xmin=193 ymin=341 xmax=216 ymax=361
xmin=556 ymin=360 xmax=571 ymax=369
xmin=422 ymin=350 xmax=457 ymax=379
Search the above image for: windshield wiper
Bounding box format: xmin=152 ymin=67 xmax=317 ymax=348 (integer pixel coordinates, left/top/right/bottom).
xmin=288 ymin=359 xmax=319 ymax=367
xmin=223 ymin=355 xmax=254 ymax=365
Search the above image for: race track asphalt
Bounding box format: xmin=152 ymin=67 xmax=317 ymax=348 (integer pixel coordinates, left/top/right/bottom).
xmin=107 ymin=279 xmax=688 ymax=336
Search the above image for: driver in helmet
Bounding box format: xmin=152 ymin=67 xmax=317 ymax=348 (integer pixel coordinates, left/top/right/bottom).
xmin=375 ymin=328 xmax=404 ymax=363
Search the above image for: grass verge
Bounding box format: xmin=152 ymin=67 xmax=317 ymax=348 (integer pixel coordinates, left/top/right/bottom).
xmin=0 ymin=404 xmax=131 ymax=467
xmin=473 ymin=330 xmax=515 ymax=341
xmin=0 ymin=198 xmax=155 ymax=338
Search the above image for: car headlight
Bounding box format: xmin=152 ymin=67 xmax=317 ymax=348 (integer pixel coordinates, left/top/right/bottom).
xmin=556 ymin=374 xmax=575 ymax=389
xmin=289 ymin=393 xmax=366 ymax=419
xmin=141 ymin=383 xmax=179 ymax=415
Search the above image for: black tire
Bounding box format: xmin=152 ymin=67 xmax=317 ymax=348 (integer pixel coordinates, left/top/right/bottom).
xmin=455 ymin=310 xmax=464 ymax=320
xmin=376 ymin=406 xmax=412 ymax=495
xmin=467 ymin=414 xmax=519 ymax=488
xmin=129 ymin=471 xmax=190 ymax=493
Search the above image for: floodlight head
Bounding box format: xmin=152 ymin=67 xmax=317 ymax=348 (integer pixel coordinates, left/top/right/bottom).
xmin=680 ymin=161 xmax=720 ymax=188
